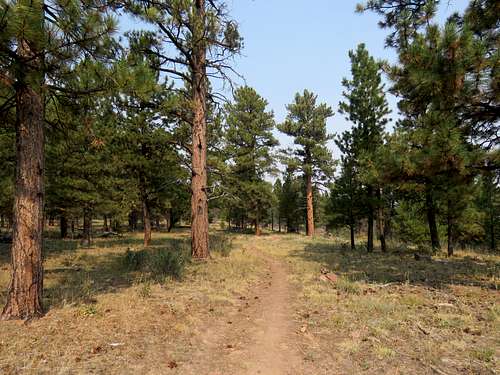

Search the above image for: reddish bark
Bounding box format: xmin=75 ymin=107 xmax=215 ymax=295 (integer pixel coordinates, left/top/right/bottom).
xmin=190 ymin=0 xmax=209 ymax=259
xmin=142 ymin=197 xmax=151 ymax=247
xmin=2 ymin=74 xmax=45 ymax=320
xmin=306 ymin=173 xmax=314 ymax=237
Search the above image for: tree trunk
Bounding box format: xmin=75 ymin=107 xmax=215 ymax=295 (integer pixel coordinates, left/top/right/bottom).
xmin=60 ymin=215 xmax=68 ymax=239
xmin=376 ymin=188 xmax=386 ymax=253
xmin=255 ymin=207 xmax=261 ymax=236
xmin=306 ymin=172 xmax=314 ymax=236
xmin=278 ymin=216 xmax=281 ymax=233
xmin=367 ymin=185 xmax=374 ymax=252
xmin=103 ymin=215 xmax=109 ymax=232
xmin=129 ymin=210 xmax=138 ymax=231
xmin=425 ymin=186 xmax=441 ymax=252
xmin=2 ymin=64 xmax=45 ymax=319
xmin=350 ymin=223 xmax=356 ymax=250
xmin=447 ymin=199 xmax=454 ymax=257
xmin=142 ymin=197 xmax=151 ymax=247
xmin=167 ymin=209 xmax=175 ymax=232
xmin=111 ymin=219 xmax=120 ymax=233
xmin=190 ymin=0 xmax=209 ymax=259
xmin=489 ymin=213 xmax=496 ymax=251
xmin=81 ymin=208 xmax=92 ymax=247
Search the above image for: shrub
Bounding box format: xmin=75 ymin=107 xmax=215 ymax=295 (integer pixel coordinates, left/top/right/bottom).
xmin=123 ymin=247 xmax=185 ymax=281
xmin=124 ymin=248 xmax=146 ymax=270
xmin=148 ymin=248 xmax=185 ymax=280
xmin=209 ymin=233 xmax=233 ymax=257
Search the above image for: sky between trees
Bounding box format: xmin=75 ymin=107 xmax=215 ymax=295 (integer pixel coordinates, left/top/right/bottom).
xmin=121 ymin=0 xmax=472 ymax=158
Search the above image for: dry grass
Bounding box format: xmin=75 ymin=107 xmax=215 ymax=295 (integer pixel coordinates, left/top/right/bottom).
xmin=0 ymin=230 xmax=266 ymax=374
xmin=0 ymin=231 xmax=498 ymax=374
xmin=255 ymin=234 xmax=499 ymax=375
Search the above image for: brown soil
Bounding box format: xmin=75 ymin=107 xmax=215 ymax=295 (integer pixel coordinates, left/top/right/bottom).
xmin=182 ymin=249 xmax=308 ymax=375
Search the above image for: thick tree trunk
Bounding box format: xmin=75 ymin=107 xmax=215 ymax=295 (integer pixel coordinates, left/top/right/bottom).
xmin=142 ymin=197 xmax=151 ymax=247
xmin=81 ymin=208 xmax=92 ymax=247
xmin=425 ymin=186 xmax=441 ymax=252
xmin=190 ymin=0 xmax=209 ymax=259
xmin=60 ymin=215 xmax=68 ymax=239
xmin=2 ymin=75 xmax=45 ymax=320
xmin=306 ymin=173 xmax=314 ymax=236
xmin=367 ymin=185 xmax=374 ymax=252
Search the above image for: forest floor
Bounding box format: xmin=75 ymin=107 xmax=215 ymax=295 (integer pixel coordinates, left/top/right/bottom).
xmin=0 ymin=230 xmax=498 ymax=374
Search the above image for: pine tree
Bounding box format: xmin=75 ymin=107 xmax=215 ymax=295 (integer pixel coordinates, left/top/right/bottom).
xmin=273 ymin=179 xmax=283 ymax=232
xmin=361 ymin=0 xmax=498 ymax=255
xmin=328 ymin=130 xmax=364 ymax=249
xmin=111 ymin=42 xmax=188 ymax=247
xmin=278 ymin=90 xmax=334 ymax=237
xmin=224 ymin=87 xmax=277 ymax=236
xmin=279 ymin=167 xmax=304 ymax=233
xmin=477 ymin=169 xmax=500 ymax=250
xmin=0 ymin=1 xmax=116 ymax=319
xmin=338 ymin=43 xmax=390 ymax=252
xmin=123 ymin=0 xmax=242 ymax=259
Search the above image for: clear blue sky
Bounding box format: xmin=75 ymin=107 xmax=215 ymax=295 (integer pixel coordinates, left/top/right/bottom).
xmin=120 ymin=0 xmax=470 ymax=158
xmin=226 ymin=0 xmax=470 ymax=157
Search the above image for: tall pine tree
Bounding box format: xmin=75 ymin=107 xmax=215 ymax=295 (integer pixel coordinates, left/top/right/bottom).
xmin=278 ymin=90 xmax=334 ymax=237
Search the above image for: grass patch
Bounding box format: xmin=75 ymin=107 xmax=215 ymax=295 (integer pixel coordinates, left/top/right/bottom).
xmin=252 ymin=233 xmax=500 ymax=375
xmin=209 ymin=232 xmax=233 ymax=257
xmin=124 ymin=247 xmax=186 ymax=281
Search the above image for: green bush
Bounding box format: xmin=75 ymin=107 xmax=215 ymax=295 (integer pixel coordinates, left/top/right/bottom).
xmin=124 ymin=248 xmax=146 ymax=270
xmin=123 ymin=247 xmax=185 ymax=281
xmin=148 ymin=248 xmax=185 ymax=280
xmin=209 ymin=233 xmax=233 ymax=257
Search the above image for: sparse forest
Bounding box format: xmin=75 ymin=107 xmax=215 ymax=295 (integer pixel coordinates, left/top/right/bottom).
xmin=0 ymin=0 xmax=498 ymax=374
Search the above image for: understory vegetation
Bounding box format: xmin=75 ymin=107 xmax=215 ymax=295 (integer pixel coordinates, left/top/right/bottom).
xmin=0 ymin=231 xmax=497 ymax=374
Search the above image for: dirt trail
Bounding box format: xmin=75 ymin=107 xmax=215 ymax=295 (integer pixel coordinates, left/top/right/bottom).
xmin=243 ymin=252 xmax=302 ymax=375
xmin=182 ymin=247 xmax=306 ymax=375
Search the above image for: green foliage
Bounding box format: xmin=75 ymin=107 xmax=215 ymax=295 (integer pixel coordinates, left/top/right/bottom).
xmin=278 ymin=167 xmax=305 ymax=233
xmin=223 ymin=86 xmax=277 ymax=230
xmin=330 ymin=43 xmax=390 ymax=249
xmin=359 ymin=1 xmax=499 ymax=253
xmin=278 ymin=90 xmax=334 ymax=181
xmin=124 ymin=248 xmax=186 ymax=281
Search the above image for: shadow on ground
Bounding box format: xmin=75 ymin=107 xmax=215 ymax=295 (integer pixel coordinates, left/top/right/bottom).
xmin=293 ymin=241 xmax=499 ymax=290
xmin=0 ymin=235 xmax=191 ymax=311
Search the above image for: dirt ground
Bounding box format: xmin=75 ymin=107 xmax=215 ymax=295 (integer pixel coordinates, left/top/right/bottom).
xmin=0 ymin=231 xmax=498 ymax=374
